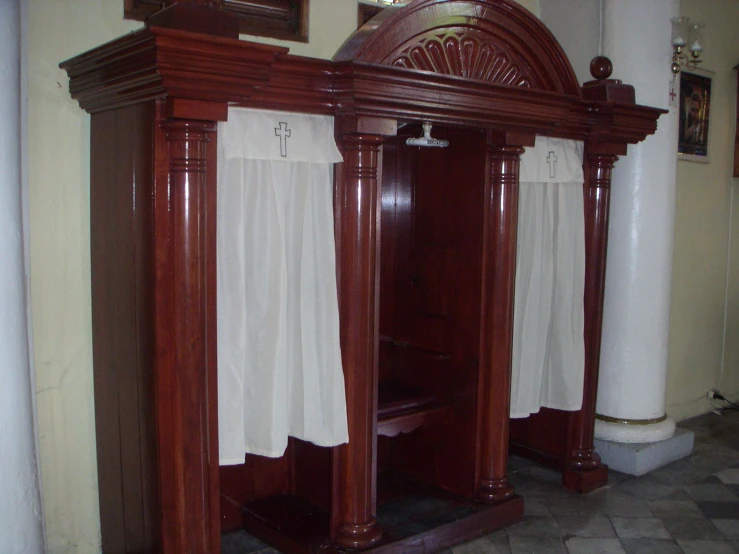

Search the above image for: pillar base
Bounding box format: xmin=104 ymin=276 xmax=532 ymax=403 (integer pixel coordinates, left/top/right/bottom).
xmin=563 ymin=464 xmax=609 ymax=494
xmin=476 ymin=478 xmax=515 ymax=504
xmin=595 ymin=416 xmax=676 ymax=444
xmin=334 ymin=521 xmax=383 ymax=550
xmin=594 ymin=427 xmax=694 ymax=476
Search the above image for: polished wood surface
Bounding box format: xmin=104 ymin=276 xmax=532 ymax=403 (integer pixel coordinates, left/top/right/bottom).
xmin=475 ymin=142 xmax=525 ymax=504
xmin=90 ymin=103 xmax=159 ymax=553
xmin=563 ymin=149 xmax=619 ymax=490
xmin=154 ymin=115 xmax=221 ymax=552
xmin=332 ymin=133 xmax=386 ymax=549
xmin=63 ymin=1 xmax=665 ymax=551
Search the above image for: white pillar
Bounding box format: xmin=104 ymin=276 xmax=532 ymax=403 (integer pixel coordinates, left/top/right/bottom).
xmin=595 ymin=0 xmax=679 ymax=443
xmin=0 ymin=0 xmax=45 ymax=552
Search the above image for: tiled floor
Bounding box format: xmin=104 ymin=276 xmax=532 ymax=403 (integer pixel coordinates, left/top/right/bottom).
xmin=222 ymin=409 xmax=739 ymax=554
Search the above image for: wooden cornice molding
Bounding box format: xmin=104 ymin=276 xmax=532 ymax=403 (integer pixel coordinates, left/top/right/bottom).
xmin=332 ymin=61 xmax=576 ymax=135
xmin=245 ymin=55 xmax=335 ymax=115
xmin=586 ymin=102 xmax=666 ymax=145
xmin=60 ymin=26 xmax=287 ymax=114
xmin=61 ymin=21 xmax=664 ymax=144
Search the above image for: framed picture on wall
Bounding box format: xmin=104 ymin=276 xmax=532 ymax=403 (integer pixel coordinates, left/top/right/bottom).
xmin=678 ymin=69 xmax=713 ymax=162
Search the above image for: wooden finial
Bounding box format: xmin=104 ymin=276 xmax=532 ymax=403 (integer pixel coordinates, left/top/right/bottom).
xmin=590 ymin=56 xmax=613 ymax=81
xmin=582 ymin=56 xmax=634 ymax=104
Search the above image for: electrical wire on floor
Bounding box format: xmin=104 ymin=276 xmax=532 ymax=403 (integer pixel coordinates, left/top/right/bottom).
xmin=712 ymin=391 xmax=739 ymax=412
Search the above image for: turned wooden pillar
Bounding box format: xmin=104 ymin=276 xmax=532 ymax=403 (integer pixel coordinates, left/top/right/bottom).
xmin=476 ymin=143 xmax=524 ymax=503
xmin=154 ymin=117 xmax=220 ymax=553
xmin=332 ymin=134 xmax=385 ymax=549
xmin=563 ymin=150 xmax=618 ymax=492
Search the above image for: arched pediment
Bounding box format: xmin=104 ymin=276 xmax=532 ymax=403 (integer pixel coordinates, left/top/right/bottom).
xmin=335 ymin=0 xmax=581 ymax=96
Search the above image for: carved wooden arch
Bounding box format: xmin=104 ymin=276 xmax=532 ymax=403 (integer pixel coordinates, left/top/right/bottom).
xmin=335 ymin=0 xmax=581 ymax=96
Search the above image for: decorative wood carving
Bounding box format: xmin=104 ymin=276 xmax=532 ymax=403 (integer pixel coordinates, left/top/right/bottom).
xmin=388 ymin=31 xmax=535 ymax=87
xmin=336 ymin=0 xmax=580 ymax=95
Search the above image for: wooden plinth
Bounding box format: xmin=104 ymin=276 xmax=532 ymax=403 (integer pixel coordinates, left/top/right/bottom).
xmin=242 ymin=475 xmax=523 ymax=554
xmin=563 ymin=466 xmax=609 ymax=494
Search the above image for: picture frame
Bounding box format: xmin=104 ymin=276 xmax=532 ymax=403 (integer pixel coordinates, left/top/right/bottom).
xmin=678 ymin=69 xmax=713 ymax=163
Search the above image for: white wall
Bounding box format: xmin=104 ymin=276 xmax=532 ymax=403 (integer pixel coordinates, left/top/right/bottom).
xmin=667 ymin=0 xmax=739 ymax=419
xmin=0 ymin=0 xmax=44 ymax=552
xmin=540 ymin=0 xmax=601 ymax=84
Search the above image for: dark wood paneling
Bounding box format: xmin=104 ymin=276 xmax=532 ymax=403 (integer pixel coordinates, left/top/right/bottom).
xmin=378 ymin=127 xmax=487 ymax=499
xmin=91 ymin=102 xmax=159 ymax=553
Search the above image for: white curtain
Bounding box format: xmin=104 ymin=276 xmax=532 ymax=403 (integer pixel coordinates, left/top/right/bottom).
xmin=217 ymin=108 xmax=348 ymax=464
xmin=510 ymin=137 xmax=586 ymax=419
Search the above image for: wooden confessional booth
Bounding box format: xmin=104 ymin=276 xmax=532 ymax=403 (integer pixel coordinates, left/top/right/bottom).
xmin=62 ymin=0 xmax=664 ymax=552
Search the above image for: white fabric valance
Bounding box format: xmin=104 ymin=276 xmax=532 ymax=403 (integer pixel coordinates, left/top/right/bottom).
xmin=219 ymin=107 xmax=343 ymax=163
xmin=510 ymin=136 xmax=586 ymax=419
xmin=217 ymin=108 xmax=348 ymax=464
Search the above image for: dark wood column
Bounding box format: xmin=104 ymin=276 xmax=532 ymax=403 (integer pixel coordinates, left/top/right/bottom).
xmin=154 ymin=116 xmax=220 ymax=553
xmin=475 ymin=142 xmax=525 ymax=504
xmin=563 ymin=148 xmax=620 ymax=493
xmin=331 ymin=133 xmax=385 ymax=549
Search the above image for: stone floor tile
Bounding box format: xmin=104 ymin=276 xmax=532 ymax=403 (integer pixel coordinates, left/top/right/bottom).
xmin=556 ymin=515 xmax=616 ymax=538
xmin=685 ymin=483 xmax=739 ymax=502
xmin=220 ymin=531 xmax=272 ymax=554
xmin=523 ymin=496 xmax=550 ymax=517
xmin=718 ymin=469 xmax=739 ymax=485
xmin=713 ymin=518 xmax=739 ymax=539
xmin=620 ymin=538 xmax=683 ymax=554
xmin=692 ymin=443 xmax=739 ymax=475
xmin=524 ymin=466 xmax=562 ymax=483
xmin=598 ymin=492 xmax=654 ymax=518
xmin=451 ymin=534 xmax=511 ymax=554
xmin=545 ymin=494 xmax=604 ymax=516
xmin=508 ymin=474 xmax=549 ymax=497
xmin=677 ymin=538 xmax=739 ymax=553
xmin=610 ymin=517 xmax=671 ymax=539
xmin=649 ymin=459 xmax=707 ymax=488
xmin=664 ymin=489 xmax=695 ymax=502
xmin=648 ymin=498 xmax=704 ymax=519
xmin=508 ymin=536 xmax=567 ymax=554
xmin=505 ymin=516 xmax=560 ymax=538
xmin=660 ymin=517 xmax=723 ymax=540
xmin=614 ymin=477 xmax=680 ymax=501
xmin=564 ymin=537 xmax=626 ymax=554
xmin=509 ymin=455 xmax=539 ymax=473
xmin=697 ymin=501 xmax=739 ymax=519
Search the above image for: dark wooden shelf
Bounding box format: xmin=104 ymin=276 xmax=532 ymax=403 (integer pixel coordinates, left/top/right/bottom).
xmin=377 ymin=381 xmax=453 ymax=438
